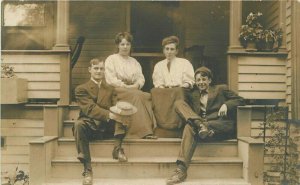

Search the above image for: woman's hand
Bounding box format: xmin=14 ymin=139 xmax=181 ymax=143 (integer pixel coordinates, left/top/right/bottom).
xmin=182 ymin=83 xmax=191 ymax=89
xmin=126 ymin=83 xmax=140 ymax=89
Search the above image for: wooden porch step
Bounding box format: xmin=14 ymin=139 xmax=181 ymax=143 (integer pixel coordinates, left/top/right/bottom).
xmin=57 ymin=137 xmax=238 ymax=158
xmin=43 ymin=178 xmax=251 ymax=185
xmin=51 ymin=156 xmax=243 ymax=179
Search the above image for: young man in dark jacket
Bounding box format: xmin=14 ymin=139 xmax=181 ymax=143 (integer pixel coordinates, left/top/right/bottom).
xmin=166 ymin=66 xmax=245 ymax=184
xmin=74 ymin=58 xmax=136 ymax=185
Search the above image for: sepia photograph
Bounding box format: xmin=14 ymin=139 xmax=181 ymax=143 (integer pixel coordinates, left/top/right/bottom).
xmin=1 ymin=0 xmax=300 ymax=185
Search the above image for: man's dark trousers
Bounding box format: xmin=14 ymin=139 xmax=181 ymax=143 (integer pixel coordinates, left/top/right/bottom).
xmin=74 ymin=119 xmax=125 ymax=163
xmin=174 ymin=100 xmax=236 ymax=168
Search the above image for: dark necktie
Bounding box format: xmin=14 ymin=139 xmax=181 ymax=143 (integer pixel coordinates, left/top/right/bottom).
xmin=200 ymin=91 xmax=208 ymax=118
xmin=167 ymin=61 xmax=171 ymax=72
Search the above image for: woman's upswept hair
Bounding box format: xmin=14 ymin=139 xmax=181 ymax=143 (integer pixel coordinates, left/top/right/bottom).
xmin=115 ymin=32 xmax=133 ymax=45
xmin=162 ymin=36 xmax=179 ymax=49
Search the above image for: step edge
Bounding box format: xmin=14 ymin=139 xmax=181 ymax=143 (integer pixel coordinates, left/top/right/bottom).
xmin=58 ymin=137 xmax=237 ymax=144
xmin=52 ymin=157 xmax=243 ymax=164
xmin=44 ymin=178 xmax=251 ymax=185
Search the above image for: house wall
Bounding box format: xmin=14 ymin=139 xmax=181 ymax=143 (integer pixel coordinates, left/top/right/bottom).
xmin=237 ymin=55 xmax=287 ymax=100
xmin=69 ymin=1 xmax=127 ymax=93
xmin=242 ymin=1 xmax=279 ymax=29
xmin=69 ymin=1 xmax=230 ymax=92
xmin=1 ymin=51 xmax=70 ymax=100
xmin=1 ymin=105 xmax=44 ymax=175
xmin=286 ymin=0 xmax=293 ymax=118
xmin=182 ymin=1 xmax=229 ymax=84
xmin=263 ymin=1 xmax=280 ymax=29
xmin=288 ymin=0 xmax=300 ymax=120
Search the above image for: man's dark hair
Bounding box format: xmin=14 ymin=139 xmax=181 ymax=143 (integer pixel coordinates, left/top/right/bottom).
xmin=194 ymin=66 xmax=213 ymax=80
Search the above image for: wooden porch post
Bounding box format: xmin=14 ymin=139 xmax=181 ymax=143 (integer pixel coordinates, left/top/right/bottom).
xmin=278 ymin=0 xmax=287 ymax=52
xmin=227 ymin=0 xmax=243 ymax=92
xmin=291 ymin=1 xmax=300 ymax=119
xmin=228 ymin=0 xmax=243 ymax=51
xmin=52 ymin=0 xmax=71 ymax=105
xmin=53 ymin=0 xmax=70 ymax=50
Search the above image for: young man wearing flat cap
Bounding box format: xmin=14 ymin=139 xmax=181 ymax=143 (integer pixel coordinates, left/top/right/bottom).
xmin=74 ymin=58 xmax=136 ymax=185
xmin=166 ymin=66 xmax=245 ymax=185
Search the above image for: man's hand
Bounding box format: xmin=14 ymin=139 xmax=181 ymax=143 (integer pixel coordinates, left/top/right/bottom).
xmin=109 ymin=112 xmax=131 ymax=125
xmin=218 ymin=104 xmax=228 ymax=117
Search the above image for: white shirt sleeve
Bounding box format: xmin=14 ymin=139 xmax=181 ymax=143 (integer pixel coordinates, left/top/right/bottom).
xmin=133 ymin=59 xmax=145 ymax=89
xmin=104 ymin=55 xmax=127 ymax=88
xmin=152 ymin=62 xmax=165 ymax=88
xmin=182 ymin=60 xmax=195 ymax=87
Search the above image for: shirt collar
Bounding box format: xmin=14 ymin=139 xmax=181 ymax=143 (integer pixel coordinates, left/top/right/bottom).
xmin=200 ymin=87 xmax=209 ymax=94
xmin=90 ymin=78 xmax=102 ymax=87
xmin=166 ymin=57 xmax=177 ymax=63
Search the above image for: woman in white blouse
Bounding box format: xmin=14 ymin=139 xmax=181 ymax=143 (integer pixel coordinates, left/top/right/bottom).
xmin=105 ymin=32 xmax=157 ymax=139
xmin=151 ymin=36 xmax=195 ymax=133
xmin=152 ymin=36 xmax=195 ymax=88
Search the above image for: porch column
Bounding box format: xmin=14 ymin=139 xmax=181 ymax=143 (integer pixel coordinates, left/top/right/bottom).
xmin=292 ymin=1 xmax=300 ymax=119
xmin=227 ymin=0 xmax=243 ymax=92
xmin=53 ymin=0 xmax=71 ymax=105
xmin=278 ymin=0 xmax=287 ymax=52
xmin=228 ymin=0 xmax=243 ymax=51
xmin=53 ymin=0 xmax=70 ymax=50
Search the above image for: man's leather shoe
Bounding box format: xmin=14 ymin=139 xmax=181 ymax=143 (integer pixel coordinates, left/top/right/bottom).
xmin=198 ymin=124 xmax=209 ymax=139
xmin=82 ymin=169 xmax=93 ymax=185
xmin=166 ymin=167 xmax=187 ymax=185
xmin=112 ymin=147 xmax=127 ymax=162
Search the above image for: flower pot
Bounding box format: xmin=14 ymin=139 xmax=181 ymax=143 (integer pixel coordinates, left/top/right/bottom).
xmin=1 ymin=78 xmax=28 ymax=104
xmin=245 ymin=41 xmax=257 ymax=52
xmin=263 ymin=42 xmax=274 ymax=52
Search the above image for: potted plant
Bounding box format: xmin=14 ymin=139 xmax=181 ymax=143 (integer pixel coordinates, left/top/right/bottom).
xmin=1 ymin=64 xmax=28 ymax=104
xmin=257 ymin=28 xmax=283 ymax=51
xmin=239 ymin=12 xmax=263 ymax=51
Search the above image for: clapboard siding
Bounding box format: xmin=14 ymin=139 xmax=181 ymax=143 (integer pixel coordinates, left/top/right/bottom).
xmin=239 ymin=74 xmax=285 ymax=83
xmin=238 ymin=83 xmax=286 ymax=91
xmin=70 ymin=1 xmax=230 ymax=88
xmin=70 ymin=1 xmax=127 ymax=90
xmin=2 ymin=155 xmax=28 ymax=164
xmin=182 ymin=1 xmax=229 ymax=83
xmin=263 ymin=1 xmax=280 ymax=29
xmin=1 ymin=128 xmax=44 ymax=137
xmin=286 ymin=1 xmax=292 ymax=119
xmin=3 ymin=54 xmax=61 ymax=63
xmin=1 ymin=119 xmax=44 ymax=128
xmin=1 ymin=164 xmax=29 ymax=176
xmin=1 ymin=52 xmax=69 ymax=99
xmin=238 ymin=65 xmax=286 ymax=74
xmin=5 ymin=136 xmax=40 ymax=146
xmin=28 ymin=82 xmax=60 ymax=90
xmin=238 ymin=57 xmax=286 ymax=66
xmin=1 ymin=146 xmax=29 ymax=155
xmin=239 ymin=92 xmax=285 ymax=99
xmin=1 ymin=117 xmax=44 ymax=175
xmin=244 ymin=106 xmax=290 ymax=181
xmin=237 ymin=56 xmax=287 ymax=99
xmin=10 ymin=64 xmax=60 ymax=73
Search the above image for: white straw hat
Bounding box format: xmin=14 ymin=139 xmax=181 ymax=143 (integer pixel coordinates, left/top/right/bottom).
xmin=110 ymin=101 xmax=137 ymax=116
